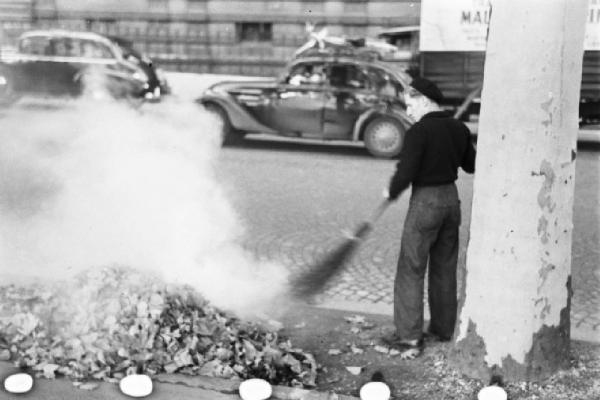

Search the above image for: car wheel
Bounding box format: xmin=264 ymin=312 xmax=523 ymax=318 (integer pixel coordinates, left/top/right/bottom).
xmin=363 ymin=116 xmax=405 ymax=158
xmin=203 ymin=103 xmax=244 ymax=146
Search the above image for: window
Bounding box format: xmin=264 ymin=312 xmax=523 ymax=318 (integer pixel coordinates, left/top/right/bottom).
xmin=287 ymin=62 xmax=327 ymax=85
xmin=52 ymin=38 xmax=73 ymax=57
xmin=79 ymin=39 xmax=114 ymax=59
xmin=48 ymin=38 xmax=113 ymax=59
xmin=368 ymin=67 xmax=404 ymax=97
xmin=329 ymin=64 xmax=369 ymax=89
xmin=19 ymin=36 xmax=52 ymax=55
xmin=236 ymin=22 xmax=272 ymax=42
xmin=344 ymin=0 xmax=367 ymax=14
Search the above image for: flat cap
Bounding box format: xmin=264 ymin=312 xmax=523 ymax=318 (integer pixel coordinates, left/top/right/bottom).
xmin=409 ymin=77 xmax=444 ymax=104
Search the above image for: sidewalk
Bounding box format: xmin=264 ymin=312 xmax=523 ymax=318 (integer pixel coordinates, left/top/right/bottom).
xmin=314 ymin=299 xmax=600 ymax=343
xmin=2 ymin=304 xmax=599 ymax=400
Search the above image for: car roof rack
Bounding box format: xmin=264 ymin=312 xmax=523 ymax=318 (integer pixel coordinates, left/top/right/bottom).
xmin=295 ymin=46 xmax=381 ymax=61
xmin=293 ymin=36 xmax=404 ymax=63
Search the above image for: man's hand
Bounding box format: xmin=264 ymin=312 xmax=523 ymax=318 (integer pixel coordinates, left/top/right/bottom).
xmin=383 ymin=188 xmax=401 ymax=201
xmin=382 ymin=188 xmax=391 ymax=200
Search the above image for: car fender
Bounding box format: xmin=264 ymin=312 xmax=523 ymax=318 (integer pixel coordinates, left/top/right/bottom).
xmin=352 ymin=108 xmax=413 ymax=142
xmin=198 ymin=95 xmax=278 ymax=134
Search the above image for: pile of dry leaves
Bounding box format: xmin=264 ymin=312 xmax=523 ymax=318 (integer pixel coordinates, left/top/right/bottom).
xmin=0 ymin=266 xmax=317 ymax=388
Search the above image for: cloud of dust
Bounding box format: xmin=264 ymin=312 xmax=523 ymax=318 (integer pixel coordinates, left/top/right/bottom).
xmin=0 ymin=97 xmax=289 ymax=318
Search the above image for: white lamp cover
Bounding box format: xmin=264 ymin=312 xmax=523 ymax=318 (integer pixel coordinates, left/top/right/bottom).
xmin=477 ymin=385 xmax=508 ymax=400
xmin=359 ymin=381 xmax=391 ymax=400
xmin=238 ymin=378 xmax=273 ymax=400
xmin=4 ymin=373 xmax=34 ymax=394
xmin=119 ymin=374 xmax=153 ymax=398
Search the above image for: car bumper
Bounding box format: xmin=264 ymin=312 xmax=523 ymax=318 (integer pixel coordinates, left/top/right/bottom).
xmin=142 ymin=86 xmax=162 ymax=102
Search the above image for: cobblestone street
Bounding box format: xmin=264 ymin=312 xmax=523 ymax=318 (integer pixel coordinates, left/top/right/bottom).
xmin=217 ymin=138 xmax=600 ymax=342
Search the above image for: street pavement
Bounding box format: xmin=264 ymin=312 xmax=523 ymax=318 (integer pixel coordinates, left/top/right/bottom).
xmin=215 ymin=137 xmax=600 ymax=343
xmin=163 ymin=71 xmax=600 ymax=343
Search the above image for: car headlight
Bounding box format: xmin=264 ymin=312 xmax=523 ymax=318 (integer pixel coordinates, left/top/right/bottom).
xmin=0 ymin=76 xmax=6 ymax=85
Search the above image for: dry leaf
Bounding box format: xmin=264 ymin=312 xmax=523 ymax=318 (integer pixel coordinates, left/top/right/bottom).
xmin=0 ymin=349 xmax=10 ymax=361
xmin=374 ymin=345 xmax=390 ymax=354
xmin=42 ymin=364 xmax=59 ymax=379
xmin=345 ymin=366 xmax=363 ymax=375
xmin=0 ymin=267 xmax=318 ymax=388
xmin=344 ymin=315 xmax=366 ymax=324
xmin=78 ymin=382 xmax=99 ymax=390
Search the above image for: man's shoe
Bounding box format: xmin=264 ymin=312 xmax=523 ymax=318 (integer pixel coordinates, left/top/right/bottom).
xmin=424 ymin=328 xmax=452 ymax=342
xmin=381 ymin=334 xmax=423 ymax=360
xmin=380 ymin=333 xmax=403 ymax=346
xmin=393 ymin=339 xmax=423 ymax=360
xmin=398 ymin=342 xmax=422 ymax=360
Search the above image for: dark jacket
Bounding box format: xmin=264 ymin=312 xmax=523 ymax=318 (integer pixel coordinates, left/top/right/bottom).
xmin=388 ymin=111 xmax=476 ymax=200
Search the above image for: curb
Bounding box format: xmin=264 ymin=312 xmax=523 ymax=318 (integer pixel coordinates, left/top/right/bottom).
xmin=0 ymin=362 xmax=359 ymax=400
xmin=155 ymin=374 xmax=359 ymax=400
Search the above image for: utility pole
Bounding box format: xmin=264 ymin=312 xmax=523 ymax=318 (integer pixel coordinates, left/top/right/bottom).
xmin=449 ymin=0 xmax=589 ymax=382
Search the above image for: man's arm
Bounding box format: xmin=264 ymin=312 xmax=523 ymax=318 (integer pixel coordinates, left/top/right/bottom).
xmin=388 ymin=126 xmax=425 ymax=200
xmin=461 ymin=128 xmax=476 ymax=174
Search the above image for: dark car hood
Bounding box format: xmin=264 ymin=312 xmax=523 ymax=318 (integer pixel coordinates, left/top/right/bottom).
xmin=207 ymin=78 xmax=279 ymax=93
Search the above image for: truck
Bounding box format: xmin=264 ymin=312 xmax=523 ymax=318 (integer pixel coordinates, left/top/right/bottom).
xmin=380 ymin=0 xmax=600 ymax=123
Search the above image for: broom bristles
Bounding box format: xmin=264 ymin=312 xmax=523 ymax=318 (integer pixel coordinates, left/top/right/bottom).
xmin=291 ymin=222 xmax=372 ymax=298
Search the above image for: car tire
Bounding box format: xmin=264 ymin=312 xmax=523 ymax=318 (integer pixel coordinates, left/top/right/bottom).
xmin=363 ymin=116 xmax=405 ymax=158
xmin=203 ymin=103 xmax=245 ymax=146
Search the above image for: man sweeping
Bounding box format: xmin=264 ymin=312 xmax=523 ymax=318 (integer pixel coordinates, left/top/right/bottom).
xmin=382 ymin=77 xmax=476 ymax=359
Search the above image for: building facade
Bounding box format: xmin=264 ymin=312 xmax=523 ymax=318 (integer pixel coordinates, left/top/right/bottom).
xmin=0 ymin=0 xmax=420 ymax=75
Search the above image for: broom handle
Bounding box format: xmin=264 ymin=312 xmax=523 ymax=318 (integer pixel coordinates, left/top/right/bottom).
xmin=369 ymin=199 xmax=392 ymax=225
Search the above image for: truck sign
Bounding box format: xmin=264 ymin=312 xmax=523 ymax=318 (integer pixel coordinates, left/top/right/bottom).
xmin=420 ymin=0 xmax=600 ymax=51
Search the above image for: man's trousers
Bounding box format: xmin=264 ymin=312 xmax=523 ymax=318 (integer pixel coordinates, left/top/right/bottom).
xmin=394 ymin=183 xmax=461 ymax=341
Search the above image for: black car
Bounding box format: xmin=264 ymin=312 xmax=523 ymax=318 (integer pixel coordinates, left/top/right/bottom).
xmin=107 ymin=35 xmax=170 ymax=98
xmin=198 ymin=47 xmax=414 ymax=158
xmin=0 ymin=30 xmax=165 ymax=103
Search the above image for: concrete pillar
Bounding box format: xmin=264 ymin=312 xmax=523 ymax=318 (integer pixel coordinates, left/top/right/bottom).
xmin=449 ymin=0 xmax=589 ymax=382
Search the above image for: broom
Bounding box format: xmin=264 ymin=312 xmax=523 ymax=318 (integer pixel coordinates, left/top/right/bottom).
xmin=291 ymin=199 xmax=392 ymax=299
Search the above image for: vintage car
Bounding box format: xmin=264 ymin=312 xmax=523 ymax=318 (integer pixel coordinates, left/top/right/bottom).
xmin=107 ymin=35 xmax=170 ymax=97
xmin=198 ymin=46 xmax=415 ymax=158
xmin=0 ymin=30 xmax=165 ymax=103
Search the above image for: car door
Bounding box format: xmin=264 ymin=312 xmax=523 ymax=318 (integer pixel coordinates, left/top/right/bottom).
xmin=45 ymin=36 xmax=81 ymax=95
xmin=260 ymin=62 xmax=326 ymax=136
xmin=12 ymin=35 xmax=52 ymax=93
xmin=73 ymin=38 xmax=118 ymax=97
xmin=322 ymin=63 xmax=377 ymax=139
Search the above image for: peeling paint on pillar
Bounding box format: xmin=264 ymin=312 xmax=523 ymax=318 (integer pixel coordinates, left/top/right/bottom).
xmin=538 ymin=262 xmax=556 ymax=287
xmin=540 ymin=97 xmax=553 ymax=128
xmin=536 ymin=160 xmax=556 ymax=212
xmin=451 ymin=278 xmax=571 ymax=382
xmin=537 ymin=216 xmax=549 ymax=244
xmin=503 ymin=277 xmax=571 ymax=382
xmin=450 ymin=319 xmax=489 ymax=381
